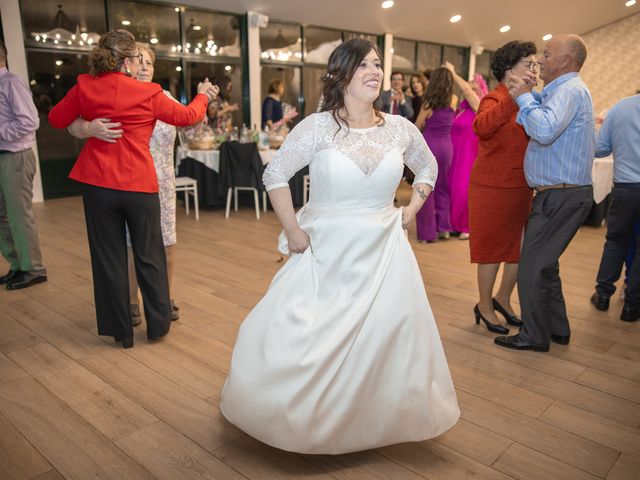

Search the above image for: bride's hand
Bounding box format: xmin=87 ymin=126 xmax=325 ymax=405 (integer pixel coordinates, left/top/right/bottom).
xmin=402 ymin=205 xmax=417 ymax=229
xmin=286 ymin=227 xmax=310 ymax=253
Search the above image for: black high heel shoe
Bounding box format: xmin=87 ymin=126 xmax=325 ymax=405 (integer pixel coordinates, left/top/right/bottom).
xmin=492 ymin=298 xmax=523 ymax=327
xmin=474 ymin=305 xmax=509 ymax=334
xmin=114 ymin=336 xmax=134 ymax=348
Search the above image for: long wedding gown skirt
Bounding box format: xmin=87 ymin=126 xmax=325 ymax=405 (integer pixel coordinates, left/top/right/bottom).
xmin=220 ymin=179 xmax=459 ymax=453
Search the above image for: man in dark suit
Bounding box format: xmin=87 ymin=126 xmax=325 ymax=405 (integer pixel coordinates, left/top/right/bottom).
xmin=380 ymin=71 xmax=413 ymax=119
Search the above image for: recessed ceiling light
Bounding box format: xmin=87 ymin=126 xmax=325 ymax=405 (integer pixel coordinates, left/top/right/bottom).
xmin=193 ymin=25 xmax=202 ymax=31
xmin=121 ymin=20 xmax=131 ymax=26
xmin=149 ymin=37 xmax=159 ymax=44
xmin=625 ymin=0 xmax=636 ymax=7
xmin=225 ymin=65 xmax=232 ymax=71
xmin=55 ymin=60 xmax=63 ymax=66
xmin=542 ymin=33 xmax=553 ymax=41
xmin=175 ymin=7 xmax=180 ymax=12
xmin=381 ymin=0 xmax=394 ymax=8
xmin=499 ymin=25 xmax=511 ymax=33
xmin=450 ymin=14 xmax=462 ymax=23
xmin=176 ymin=66 xmax=182 ymax=72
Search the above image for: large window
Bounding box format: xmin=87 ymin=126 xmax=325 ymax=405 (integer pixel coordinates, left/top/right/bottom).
xmin=260 ymin=21 xmax=301 ymax=63
xmin=186 ymin=61 xmax=243 ymax=126
xmin=181 ymin=9 xmax=241 ymax=59
xmin=21 ymin=0 xmax=107 ymax=52
xmin=416 ymin=42 xmax=442 ymax=73
xmin=392 ymin=38 xmax=416 ymax=71
xmin=303 ymin=27 xmax=341 ymax=65
xmin=261 ymin=65 xmax=302 ymax=126
xmin=108 ymin=0 xmax=179 ymax=56
xmin=475 ymin=50 xmax=497 ymax=90
xmin=27 ymin=51 xmax=90 ymax=198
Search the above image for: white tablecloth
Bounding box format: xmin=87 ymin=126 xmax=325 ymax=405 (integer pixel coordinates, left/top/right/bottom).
xmin=592 ymin=155 xmax=613 ymax=204
xmin=176 ymin=145 xmax=277 ymax=173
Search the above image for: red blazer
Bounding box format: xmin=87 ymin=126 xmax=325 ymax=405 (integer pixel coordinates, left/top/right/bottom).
xmin=471 ymin=83 xmax=530 ymax=189
xmin=49 ymin=72 xmax=207 ymax=192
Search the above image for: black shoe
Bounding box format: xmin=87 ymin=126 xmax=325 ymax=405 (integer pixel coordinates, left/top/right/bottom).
xmin=114 ymin=336 xmax=134 ymax=348
xmin=130 ymin=304 xmax=142 ymax=326
xmin=6 ymin=271 xmax=47 ymax=290
xmin=492 ymin=298 xmax=523 ymax=327
xmin=620 ymin=306 xmax=640 ymax=322
xmin=474 ymin=305 xmax=509 ymax=334
xmin=0 ymin=269 xmax=20 ymax=285
xmin=551 ymin=334 xmax=570 ymax=345
xmin=590 ymin=292 xmax=609 ymax=311
xmin=494 ymin=334 xmax=549 ymax=352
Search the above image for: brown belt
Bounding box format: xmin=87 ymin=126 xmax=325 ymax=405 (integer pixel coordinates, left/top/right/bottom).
xmin=534 ymin=183 xmax=579 ymax=193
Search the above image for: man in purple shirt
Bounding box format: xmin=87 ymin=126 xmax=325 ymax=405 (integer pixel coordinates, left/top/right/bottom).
xmin=0 ymin=41 xmax=47 ymax=289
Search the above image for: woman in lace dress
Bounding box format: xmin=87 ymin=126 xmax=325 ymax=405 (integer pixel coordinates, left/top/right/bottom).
xmin=220 ymin=38 xmax=459 ymax=454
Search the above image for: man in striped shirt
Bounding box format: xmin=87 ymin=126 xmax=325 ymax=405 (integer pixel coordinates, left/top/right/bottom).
xmin=495 ymin=34 xmax=595 ymax=352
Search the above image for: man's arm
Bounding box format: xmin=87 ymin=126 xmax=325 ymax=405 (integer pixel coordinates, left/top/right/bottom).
xmin=400 ymin=97 xmax=414 ymax=119
xmin=594 ymin=110 xmax=613 ymax=158
xmin=514 ymin=86 xmax=580 ymax=145
xmin=0 ymin=77 xmax=39 ymax=141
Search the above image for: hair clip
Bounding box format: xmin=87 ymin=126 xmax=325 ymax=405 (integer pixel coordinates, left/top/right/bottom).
xmin=325 ymin=73 xmax=334 ymax=79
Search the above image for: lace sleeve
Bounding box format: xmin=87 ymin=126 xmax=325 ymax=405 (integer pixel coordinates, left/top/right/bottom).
xmin=263 ymin=114 xmax=317 ymax=191
xmin=401 ymin=117 xmax=438 ymax=188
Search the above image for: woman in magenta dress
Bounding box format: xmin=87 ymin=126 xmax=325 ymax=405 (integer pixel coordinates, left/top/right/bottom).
xmin=447 ymin=68 xmax=489 ymax=239
xmin=414 ymin=67 xmax=457 ymax=242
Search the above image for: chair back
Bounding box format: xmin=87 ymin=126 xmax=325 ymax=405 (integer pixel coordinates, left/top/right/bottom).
xmin=219 ymin=141 xmax=264 ymax=190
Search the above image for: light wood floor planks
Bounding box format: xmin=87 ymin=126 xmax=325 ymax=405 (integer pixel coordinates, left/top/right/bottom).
xmin=0 ymin=188 xmax=639 ymax=480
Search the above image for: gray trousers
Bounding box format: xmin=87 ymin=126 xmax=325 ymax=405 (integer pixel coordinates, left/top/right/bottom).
xmin=0 ymin=149 xmax=45 ymax=273
xmin=517 ymin=186 xmax=593 ymax=347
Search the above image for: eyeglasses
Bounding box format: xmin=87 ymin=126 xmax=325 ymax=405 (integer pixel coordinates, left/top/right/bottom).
xmin=518 ymin=60 xmax=538 ymax=70
xmin=129 ymin=53 xmax=144 ymax=64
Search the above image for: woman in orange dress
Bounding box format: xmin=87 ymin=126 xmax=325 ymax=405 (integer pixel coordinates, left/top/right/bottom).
xmin=468 ymin=41 xmax=537 ymax=333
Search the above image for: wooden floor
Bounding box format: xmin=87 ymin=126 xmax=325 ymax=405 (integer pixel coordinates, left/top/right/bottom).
xmin=1 ymin=188 xmax=639 ymax=480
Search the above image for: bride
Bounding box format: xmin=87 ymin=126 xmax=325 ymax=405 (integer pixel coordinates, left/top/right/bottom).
xmin=220 ymin=38 xmax=459 ymax=454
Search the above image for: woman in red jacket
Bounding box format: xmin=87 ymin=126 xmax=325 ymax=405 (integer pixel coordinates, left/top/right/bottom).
xmin=49 ymin=30 xmax=218 ymax=348
xmin=468 ymin=41 xmax=537 ymax=334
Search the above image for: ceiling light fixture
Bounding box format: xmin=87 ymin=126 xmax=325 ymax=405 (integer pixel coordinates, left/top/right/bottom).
xmin=450 ymin=14 xmax=462 ymax=23
xmin=175 ymin=7 xmax=180 ymax=12
xmin=149 ymin=37 xmax=159 ymax=44
xmin=381 ymin=1 xmax=394 ymax=8
xmin=176 ymin=66 xmax=182 ymax=72
xmin=121 ymin=20 xmax=131 ymax=26
xmin=542 ymin=33 xmax=553 ymax=41
xmin=625 ymin=1 xmax=636 ymax=7
xmin=193 ymin=25 xmax=202 ymax=31
xmin=499 ymin=25 xmax=511 ymax=33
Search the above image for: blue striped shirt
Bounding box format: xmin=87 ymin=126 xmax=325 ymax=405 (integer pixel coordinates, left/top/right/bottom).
xmin=595 ymin=94 xmax=640 ymax=183
xmin=515 ymin=72 xmax=595 ymax=188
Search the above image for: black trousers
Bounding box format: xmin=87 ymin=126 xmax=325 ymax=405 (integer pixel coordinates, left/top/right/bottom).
xmin=595 ymin=183 xmax=640 ymax=308
xmin=517 ymin=186 xmax=593 ymax=347
xmin=82 ymin=184 xmax=171 ymax=340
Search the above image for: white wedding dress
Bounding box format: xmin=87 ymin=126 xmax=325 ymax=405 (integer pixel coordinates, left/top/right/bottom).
xmin=220 ymin=112 xmax=459 ymax=454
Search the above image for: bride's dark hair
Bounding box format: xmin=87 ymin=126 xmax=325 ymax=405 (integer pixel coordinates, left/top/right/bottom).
xmin=320 ymin=38 xmax=384 ymax=134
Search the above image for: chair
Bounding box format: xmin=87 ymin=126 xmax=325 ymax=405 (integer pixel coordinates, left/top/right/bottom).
xmin=303 ymin=174 xmax=310 ymax=205
xmin=175 ymin=176 xmax=199 ymax=220
xmin=219 ymin=141 xmax=265 ymax=220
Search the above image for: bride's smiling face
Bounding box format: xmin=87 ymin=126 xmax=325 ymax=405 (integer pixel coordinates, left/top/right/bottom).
xmin=345 ymin=49 xmax=383 ymax=104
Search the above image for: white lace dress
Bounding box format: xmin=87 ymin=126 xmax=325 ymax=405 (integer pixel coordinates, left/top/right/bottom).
xmin=220 ymin=112 xmax=460 ymax=454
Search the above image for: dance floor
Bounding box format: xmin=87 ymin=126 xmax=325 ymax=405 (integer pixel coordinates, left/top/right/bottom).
xmin=1 ymin=186 xmax=639 ymax=480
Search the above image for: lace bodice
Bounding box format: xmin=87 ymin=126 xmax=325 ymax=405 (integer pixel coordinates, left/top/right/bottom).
xmin=264 ymin=112 xmax=437 ymax=193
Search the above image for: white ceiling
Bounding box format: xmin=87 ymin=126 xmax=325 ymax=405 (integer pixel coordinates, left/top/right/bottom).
xmin=159 ymin=0 xmax=637 ymax=50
